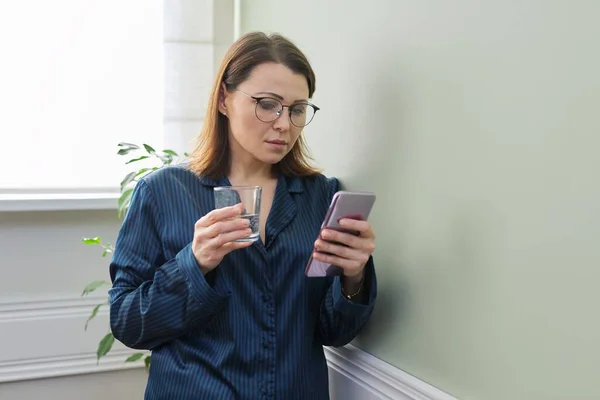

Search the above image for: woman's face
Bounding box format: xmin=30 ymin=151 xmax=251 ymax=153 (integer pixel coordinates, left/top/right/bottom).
xmin=220 ymin=62 xmax=310 ymax=166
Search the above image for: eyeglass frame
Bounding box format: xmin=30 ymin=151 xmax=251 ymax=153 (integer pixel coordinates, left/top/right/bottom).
xmin=235 ymin=89 xmax=320 ymax=127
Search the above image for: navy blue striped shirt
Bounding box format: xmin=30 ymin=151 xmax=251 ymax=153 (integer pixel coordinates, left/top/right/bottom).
xmin=108 ymin=165 xmax=377 ymax=399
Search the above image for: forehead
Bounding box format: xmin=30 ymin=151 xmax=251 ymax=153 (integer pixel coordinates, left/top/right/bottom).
xmin=243 ymin=62 xmax=309 ymax=101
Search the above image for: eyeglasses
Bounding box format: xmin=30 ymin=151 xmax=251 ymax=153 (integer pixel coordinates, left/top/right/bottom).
xmin=236 ymin=89 xmax=319 ymax=128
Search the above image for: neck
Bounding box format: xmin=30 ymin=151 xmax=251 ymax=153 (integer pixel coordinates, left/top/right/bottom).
xmin=228 ymin=141 xmax=276 ymax=185
xmin=229 ymin=160 xmax=275 ymax=185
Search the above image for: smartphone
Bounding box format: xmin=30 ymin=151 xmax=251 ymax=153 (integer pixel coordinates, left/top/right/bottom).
xmin=305 ymin=191 xmax=376 ymax=277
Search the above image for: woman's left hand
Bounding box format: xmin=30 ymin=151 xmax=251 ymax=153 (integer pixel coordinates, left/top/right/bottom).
xmin=312 ymin=218 xmax=376 ymax=279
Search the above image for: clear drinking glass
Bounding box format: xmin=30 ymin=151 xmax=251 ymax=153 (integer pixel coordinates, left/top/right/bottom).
xmin=213 ymin=186 xmax=262 ymax=242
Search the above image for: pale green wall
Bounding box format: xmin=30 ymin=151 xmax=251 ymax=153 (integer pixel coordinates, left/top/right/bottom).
xmin=240 ymin=1 xmax=600 ymax=399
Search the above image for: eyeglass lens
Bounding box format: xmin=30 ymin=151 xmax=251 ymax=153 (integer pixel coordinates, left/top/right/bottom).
xmin=255 ymin=98 xmax=316 ymax=127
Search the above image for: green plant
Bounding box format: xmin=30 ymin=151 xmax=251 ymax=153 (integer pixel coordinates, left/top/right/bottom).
xmin=81 ymin=142 xmax=188 ymax=369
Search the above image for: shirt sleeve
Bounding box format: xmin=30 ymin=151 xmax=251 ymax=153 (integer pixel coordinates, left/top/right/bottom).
xmin=317 ymin=257 xmax=377 ymax=347
xmin=316 ymin=176 xmax=378 ymax=347
xmin=108 ymin=179 xmax=230 ymax=350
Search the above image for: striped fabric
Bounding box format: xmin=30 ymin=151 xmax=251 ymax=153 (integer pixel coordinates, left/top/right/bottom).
xmin=108 ymin=165 xmax=377 ymax=400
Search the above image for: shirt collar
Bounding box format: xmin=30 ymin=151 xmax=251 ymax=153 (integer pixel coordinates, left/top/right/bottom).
xmin=198 ymin=175 xmax=230 ymax=187
xmin=198 ymin=174 xmax=304 ymax=194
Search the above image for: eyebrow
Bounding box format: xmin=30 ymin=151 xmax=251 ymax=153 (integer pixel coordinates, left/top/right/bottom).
xmin=255 ymin=91 xmax=309 ymax=104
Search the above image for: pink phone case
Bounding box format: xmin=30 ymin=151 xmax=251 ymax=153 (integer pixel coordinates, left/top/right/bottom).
xmin=305 ymin=191 xmax=376 ymax=277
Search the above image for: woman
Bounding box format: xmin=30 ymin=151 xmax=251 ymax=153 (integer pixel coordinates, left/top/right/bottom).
xmin=109 ymin=31 xmax=378 ymax=400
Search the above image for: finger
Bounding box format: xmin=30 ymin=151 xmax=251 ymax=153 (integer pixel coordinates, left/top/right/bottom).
xmin=320 ymin=229 xmax=361 ymax=249
xmin=320 ymin=229 xmax=375 ymax=253
xmin=219 ymin=240 xmax=254 ymax=253
xmin=196 ymin=203 xmax=244 ymax=228
xmin=315 ymin=239 xmax=370 ymax=265
xmin=211 ymin=228 xmax=254 ymax=248
xmin=338 ymin=219 xmax=374 ymax=238
xmin=311 ymin=251 xmax=363 ymax=272
xmin=202 ymin=217 xmax=250 ymax=239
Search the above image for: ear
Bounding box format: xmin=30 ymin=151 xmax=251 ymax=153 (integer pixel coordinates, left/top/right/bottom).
xmin=218 ymin=83 xmax=230 ymax=116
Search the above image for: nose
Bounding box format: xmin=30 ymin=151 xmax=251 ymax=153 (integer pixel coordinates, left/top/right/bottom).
xmin=272 ymin=108 xmax=291 ymax=131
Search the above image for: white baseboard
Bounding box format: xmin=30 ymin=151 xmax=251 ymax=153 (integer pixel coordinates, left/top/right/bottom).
xmin=0 ymin=295 xmax=145 ymax=383
xmin=0 ymin=350 xmax=143 ymax=384
xmin=325 ymin=345 xmax=457 ymax=400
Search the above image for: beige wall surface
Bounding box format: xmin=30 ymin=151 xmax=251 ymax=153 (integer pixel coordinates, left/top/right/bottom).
xmin=241 ymin=1 xmax=600 ymax=399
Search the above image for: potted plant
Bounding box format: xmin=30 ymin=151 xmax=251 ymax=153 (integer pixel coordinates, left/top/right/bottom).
xmin=80 ymin=142 xmax=188 ymax=369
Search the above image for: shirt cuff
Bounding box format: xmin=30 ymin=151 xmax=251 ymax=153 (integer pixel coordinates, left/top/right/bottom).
xmin=332 ymin=257 xmax=377 ymax=316
xmin=176 ymin=243 xmax=231 ymax=311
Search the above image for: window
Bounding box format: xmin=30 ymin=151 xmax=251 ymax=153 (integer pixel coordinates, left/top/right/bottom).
xmin=0 ymin=0 xmax=164 ymax=190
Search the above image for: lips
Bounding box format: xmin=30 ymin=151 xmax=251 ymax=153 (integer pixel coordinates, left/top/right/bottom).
xmin=267 ymin=140 xmax=286 ymax=145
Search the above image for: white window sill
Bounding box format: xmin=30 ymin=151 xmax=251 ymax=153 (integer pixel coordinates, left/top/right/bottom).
xmin=0 ymin=192 xmax=120 ymax=212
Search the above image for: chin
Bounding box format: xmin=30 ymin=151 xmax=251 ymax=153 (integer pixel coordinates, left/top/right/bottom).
xmin=256 ymin=150 xmax=289 ymax=165
xmin=260 ymin=155 xmax=286 ymax=165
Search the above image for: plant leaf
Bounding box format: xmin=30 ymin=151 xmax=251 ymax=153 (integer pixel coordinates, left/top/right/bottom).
xmin=125 ymin=353 xmax=145 ymax=363
xmin=118 ymin=142 xmax=140 ymax=150
xmin=125 ymin=155 xmax=149 ymax=164
xmin=81 ymin=280 xmax=109 ymax=296
xmin=156 ymin=153 xmax=172 ymax=165
xmin=134 ymin=168 xmax=151 ymax=177
xmin=118 ymin=188 xmax=134 ymax=218
xmin=82 ymin=237 xmax=102 ymax=245
xmin=101 ymin=244 xmax=114 ymax=258
xmin=120 ymin=171 xmax=137 ymax=191
xmin=132 ymin=168 xmax=153 ymax=181
xmin=183 ymin=152 xmax=190 ymax=157
xmin=97 ymin=332 xmax=115 ymax=363
xmin=85 ymin=303 xmax=105 ymax=331
xmin=143 ymin=144 xmax=156 ymax=154
xmin=162 ymin=149 xmax=178 ymax=156
xmin=144 ymin=355 xmax=151 ymax=371
xmin=117 ymin=148 xmax=138 ymax=156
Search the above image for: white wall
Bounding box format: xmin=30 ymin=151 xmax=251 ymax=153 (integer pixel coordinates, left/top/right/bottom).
xmin=0 ymin=210 xmax=140 ymax=397
xmin=0 ymin=1 xmax=233 ymax=398
xmin=240 ymin=1 xmax=600 ymax=399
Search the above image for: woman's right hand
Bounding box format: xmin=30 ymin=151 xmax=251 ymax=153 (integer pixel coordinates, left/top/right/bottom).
xmin=192 ymin=203 xmax=253 ymax=273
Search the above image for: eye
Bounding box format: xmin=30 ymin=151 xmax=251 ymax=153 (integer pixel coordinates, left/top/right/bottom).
xmin=258 ymin=99 xmax=280 ymax=111
xmin=291 ymin=104 xmax=307 ymax=115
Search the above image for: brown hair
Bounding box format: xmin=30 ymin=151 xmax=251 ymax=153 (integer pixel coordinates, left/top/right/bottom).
xmin=187 ymin=31 xmax=321 ymax=179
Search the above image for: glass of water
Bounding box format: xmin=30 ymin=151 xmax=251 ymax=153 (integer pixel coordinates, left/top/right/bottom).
xmin=213 ymin=186 xmax=262 ymax=242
